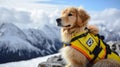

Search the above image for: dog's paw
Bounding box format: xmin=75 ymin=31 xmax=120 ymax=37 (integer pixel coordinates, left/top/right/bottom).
xmin=88 ymin=25 xmax=99 ymax=35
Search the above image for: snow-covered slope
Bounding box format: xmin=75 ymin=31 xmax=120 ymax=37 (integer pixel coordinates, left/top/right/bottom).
xmin=0 ymin=53 xmax=60 ymax=67
xmin=0 ymin=23 xmax=39 ymax=52
xmin=0 ymin=23 xmax=62 ymax=64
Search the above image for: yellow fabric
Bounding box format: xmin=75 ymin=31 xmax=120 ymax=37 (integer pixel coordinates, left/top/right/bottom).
xmin=64 ymin=31 xmax=120 ymax=63
xmin=107 ymin=52 xmax=120 ymax=62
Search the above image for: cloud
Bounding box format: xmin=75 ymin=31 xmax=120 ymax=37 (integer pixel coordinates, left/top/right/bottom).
xmin=30 ymin=10 xmax=50 ymax=28
xmin=0 ymin=7 xmax=61 ymax=29
xmin=89 ymin=8 xmax=120 ymax=31
xmin=0 ymin=7 xmax=32 ymax=24
xmin=29 ymin=8 xmax=61 ymax=28
xmin=0 ymin=0 xmax=68 ymax=12
xmin=0 ymin=6 xmax=120 ymax=31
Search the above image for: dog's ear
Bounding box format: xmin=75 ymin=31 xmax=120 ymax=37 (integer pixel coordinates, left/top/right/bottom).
xmin=77 ymin=8 xmax=90 ymax=27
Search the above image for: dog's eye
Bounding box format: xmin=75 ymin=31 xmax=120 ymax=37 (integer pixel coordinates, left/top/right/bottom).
xmin=68 ymin=13 xmax=72 ymax=16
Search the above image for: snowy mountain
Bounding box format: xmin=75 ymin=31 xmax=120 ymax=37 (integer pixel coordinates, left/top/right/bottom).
xmin=0 ymin=22 xmax=120 ymax=64
xmin=0 ymin=23 xmax=62 ymax=64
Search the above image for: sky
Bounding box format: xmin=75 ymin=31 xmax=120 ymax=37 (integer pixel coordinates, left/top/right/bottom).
xmin=34 ymin=0 xmax=120 ymax=11
xmin=0 ymin=0 xmax=120 ymax=11
xmin=0 ymin=0 xmax=120 ymax=29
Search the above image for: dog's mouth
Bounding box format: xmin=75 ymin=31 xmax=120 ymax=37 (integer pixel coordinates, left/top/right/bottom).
xmin=57 ymin=23 xmax=71 ymax=27
xmin=64 ymin=25 xmax=71 ymax=27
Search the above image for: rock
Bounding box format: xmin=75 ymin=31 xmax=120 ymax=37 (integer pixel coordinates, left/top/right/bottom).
xmin=107 ymin=41 xmax=120 ymax=55
xmin=38 ymin=62 xmax=63 ymax=67
xmin=38 ymin=55 xmax=66 ymax=67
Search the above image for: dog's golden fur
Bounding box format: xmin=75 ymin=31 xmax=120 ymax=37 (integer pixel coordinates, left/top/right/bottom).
xmin=57 ymin=7 xmax=120 ymax=67
xmin=93 ymin=59 xmax=120 ymax=67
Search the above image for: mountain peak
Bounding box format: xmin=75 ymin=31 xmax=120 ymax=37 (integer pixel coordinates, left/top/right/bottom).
xmin=0 ymin=22 xmax=27 ymax=39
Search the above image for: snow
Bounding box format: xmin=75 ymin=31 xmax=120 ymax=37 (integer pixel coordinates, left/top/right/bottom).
xmin=0 ymin=53 xmax=59 ymax=67
xmin=0 ymin=36 xmax=40 ymax=52
xmin=39 ymin=24 xmax=60 ymax=40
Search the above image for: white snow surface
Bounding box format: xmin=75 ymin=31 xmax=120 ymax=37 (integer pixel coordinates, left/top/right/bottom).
xmin=0 ymin=53 xmax=60 ymax=67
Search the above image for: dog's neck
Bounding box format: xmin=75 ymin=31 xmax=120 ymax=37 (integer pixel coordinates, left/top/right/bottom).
xmin=61 ymin=26 xmax=86 ymax=43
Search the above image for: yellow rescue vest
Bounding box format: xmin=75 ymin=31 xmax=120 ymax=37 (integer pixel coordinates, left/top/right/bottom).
xmin=64 ymin=31 xmax=120 ymax=63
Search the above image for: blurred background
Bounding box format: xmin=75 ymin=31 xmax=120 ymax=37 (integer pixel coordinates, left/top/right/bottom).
xmin=0 ymin=0 xmax=120 ymax=67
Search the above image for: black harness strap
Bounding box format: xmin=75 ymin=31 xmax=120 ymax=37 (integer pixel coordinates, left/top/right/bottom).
xmin=71 ymin=31 xmax=89 ymax=42
xmin=97 ymin=34 xmax=112 ymax=58
xmin=89 ymin=35 xmax=102 ymax=63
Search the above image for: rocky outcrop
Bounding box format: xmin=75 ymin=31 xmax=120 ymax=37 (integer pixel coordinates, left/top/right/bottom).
xmin=38 ymin=55 xmax=65 ymax=67
xmin=107 ymin=41 xmax=120 ymax=55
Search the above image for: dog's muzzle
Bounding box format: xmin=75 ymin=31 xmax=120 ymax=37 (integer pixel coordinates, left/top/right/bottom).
xmin=56 ymin=18 xmax=71 ymax=27
xmin=56 ymin=18 xmax=62 ymax=26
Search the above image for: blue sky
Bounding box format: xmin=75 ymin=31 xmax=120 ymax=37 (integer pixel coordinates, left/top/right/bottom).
xmin=35 ymin=0 xmax=120 ymax=11
xmin=0 ymin=0 xmax=120 ymax=11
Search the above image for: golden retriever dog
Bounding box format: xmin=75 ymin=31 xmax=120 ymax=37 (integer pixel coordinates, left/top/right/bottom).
xmin=56 ymin=7 xmax=120 ymax=67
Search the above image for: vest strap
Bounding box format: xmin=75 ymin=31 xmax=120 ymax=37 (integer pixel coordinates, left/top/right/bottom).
xmin=90 ymin=45 xmax=102 ymax=63
xmin=71 ymin=31 xmax=88 ymax=42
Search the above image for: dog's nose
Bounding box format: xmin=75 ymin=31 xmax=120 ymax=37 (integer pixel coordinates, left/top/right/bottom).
xmin=56 ymin=18 xmax=61 ymax=23
xmin=56 ymin=18 xmax=62 ymax=26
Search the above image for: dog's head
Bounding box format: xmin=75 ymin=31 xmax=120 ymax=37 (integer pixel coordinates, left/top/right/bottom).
xmin=56 ymin=7 xmax=90 ymax=29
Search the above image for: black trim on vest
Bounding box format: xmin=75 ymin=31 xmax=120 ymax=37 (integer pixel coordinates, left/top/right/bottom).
xmin=71 ymin=31 xmax=89 ymax=42
xmin=89 ymin=36 xmax=102 ymax=63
